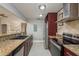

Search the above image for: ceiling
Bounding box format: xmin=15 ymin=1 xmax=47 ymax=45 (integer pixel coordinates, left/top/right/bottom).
xmin=12 ymin=3 xmax=63 ymax=21
xmin=0 ymin=5 xmax=25 ymax=22
xmin=0 ymin=6 xmax=12 ymax=18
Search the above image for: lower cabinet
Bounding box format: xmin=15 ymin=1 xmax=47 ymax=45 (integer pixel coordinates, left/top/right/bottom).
xmin=24 ymin=41 xmax=28 ymax=56
xmin=12 ymin=42 xmax=25 ymax=56
xmin=9 ymin=35 xmax=33 ymax=56
xmin=14 ymin=46 xmax=24 ymax=56
xmin=26 ymin=35 xmax=33 ymax=55
xmin=64 ymin=47 xmax=77 ymax=56
xmin=24 ymin=35 xmax=33 ymax=56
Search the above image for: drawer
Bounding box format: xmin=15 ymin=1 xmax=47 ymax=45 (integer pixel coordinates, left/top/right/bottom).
xmin=64 ymin=47 xmax=77 ymax=56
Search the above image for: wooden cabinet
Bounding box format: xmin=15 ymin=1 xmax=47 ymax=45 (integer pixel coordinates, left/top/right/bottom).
xmin=78 ymin=3 xmax=79 ymax=16
xmin=48 ymin=13 xmax=57 ymax=36
xmin=57 ymin=8 xmax=63 ymax=32
xmin=23 ymin=35 xmax=33 ymax=56
xmin=8 ymin=36 xmax=33 ymax=56
xmin=21 ymin=23 xmax=27 ymax=35
xmin=63 ymin=3 xmax=78 ymax=21
xmin=64 ymin=47 xmax=77 ymax=56
xmin=57 ymin=8 xmax=63 ymax=21
xmin=24 ymin=35 xmax=33 ymax=56
xmin=14 ymin=43 xmax=24 ymax=56
xmin=27 ymin=35 xmax=33 ymax=55
xmin=24 ymin=40 xmax=28 ymax=56
xmin=63 ymin=3 xmax=70 ymax=18
xmin=45 ymin=13 xmax=57 ymax=36
xmin=1 ymin=24 xmax=7 ymax=34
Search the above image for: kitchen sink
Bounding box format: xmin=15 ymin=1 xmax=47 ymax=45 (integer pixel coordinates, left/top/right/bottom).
xmin=12 ymin=35 xmax=28 ymax=40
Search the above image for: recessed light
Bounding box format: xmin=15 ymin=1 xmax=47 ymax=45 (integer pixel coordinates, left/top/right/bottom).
xmin=40 ymin=14 xmax=43 ymax=17
xmin=39 ymin=5 xmax=46 ymax=10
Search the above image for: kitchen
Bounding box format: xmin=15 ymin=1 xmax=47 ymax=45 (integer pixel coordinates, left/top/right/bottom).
xmin=0 ymin=3 xmax=79 ymax=56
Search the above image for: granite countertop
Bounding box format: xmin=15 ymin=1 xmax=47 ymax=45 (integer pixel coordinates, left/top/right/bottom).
xmin=49 ymin=36 xmax=63 ymax=39
xmin=0 ymin=35 xmax=30 ymax=56
xmin=63 ymin=45 xmax=79 ymax=56
xmin=48 ymin=34 xmax=63 ymax=44
xmin=48 ymin=34 xmax=63 ymax=40
xmin=0 ymin=32 xmax=22 ymax=37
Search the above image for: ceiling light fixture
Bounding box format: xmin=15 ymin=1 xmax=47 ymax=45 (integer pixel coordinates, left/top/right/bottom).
xmin=39 ymin=5 xmax=46 ymax=10
xmin=40 ymin=14 xmax=43 ymax=17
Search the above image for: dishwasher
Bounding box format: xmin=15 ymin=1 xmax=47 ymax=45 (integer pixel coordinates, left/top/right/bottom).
xmin=49 ymin=39 xmax=61 ymax=56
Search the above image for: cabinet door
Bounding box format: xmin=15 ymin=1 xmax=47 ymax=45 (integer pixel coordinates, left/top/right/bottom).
xmin=57 ymin=8 xmax=63 ymax=33
xmin=1 ymin=24 xmax=7 ymax=34
xmin=63 ymin=3 xmax=78 ymax=19
xmin=48 ymin=13 xmax=57 ymax=36
xmin=64 ymin=47 xmax=77 ymax=56
xmin=28 ymin=38 xmax=33 ymax=52
xmin=63 ymin=3 xmax=70 ymax=18
xmin=24 ymin=41 xmax=28 ymax=56
xmin=24 ymin=39 xmax=31 ymax=56
xmin=21 ymin=23 xmax=27 ymax=34
xmin=78 ymin=3 xmax=79 ymax=17
xmin=14 ymin=46 xmax=24 ymax=56
xmin=57 ymin=8 xmax=63 ymax=21
xmin=24 ymin=36 xmax=33 ymax=56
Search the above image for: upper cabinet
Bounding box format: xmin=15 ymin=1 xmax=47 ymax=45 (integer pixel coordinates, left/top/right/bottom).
xmin=57 ymin=3 xmax=79 ymax=22
xmin=45 ymin=13 xmax=57 ymax=36
xmin=1 ymin=24 xmax=7 ymax=34
xmin=57 ymin=8 xmax=63 ymax=31
xmin=21 ymin=23 xmax=27 ymax=35
xmin=57 ymin=8 xmax=63 ymax=22
xmin=63 ymin=3 xmax=78 ymax=22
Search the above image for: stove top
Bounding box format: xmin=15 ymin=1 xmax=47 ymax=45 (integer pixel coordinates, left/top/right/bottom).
xmin=63 ymin=33 xmax=79 ymax=44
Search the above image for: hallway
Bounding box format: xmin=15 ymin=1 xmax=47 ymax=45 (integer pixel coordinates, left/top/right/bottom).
xmin=28 ymin=42 xmax=51 ymax=56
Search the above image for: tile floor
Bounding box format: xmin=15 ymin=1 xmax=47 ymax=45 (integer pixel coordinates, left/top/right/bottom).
xmin=28 ymin=42 xmax=51 ymax=56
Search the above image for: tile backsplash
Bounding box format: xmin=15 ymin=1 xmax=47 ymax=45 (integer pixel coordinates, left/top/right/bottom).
xmin=0 ymin=14 xmax=26 ymax=34
xmin=58 ymin=20 xmax=79 ymax=35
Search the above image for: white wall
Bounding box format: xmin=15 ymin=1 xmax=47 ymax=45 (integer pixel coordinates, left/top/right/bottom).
xmin=27 ymin=23 xmax=33 ymax=35
xmin=0 ymin=15 xmax=26 ymax=34
xmin=27 ymin=20 xmax=44 ymax=42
